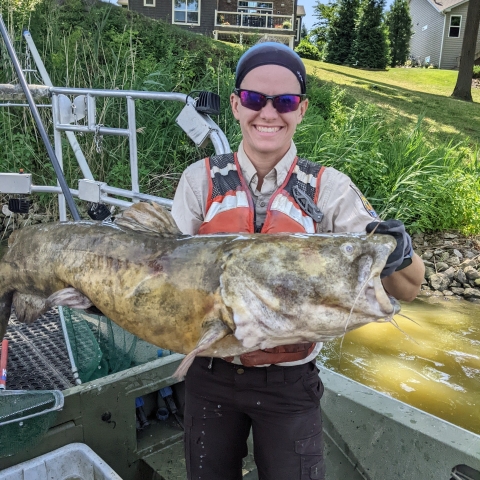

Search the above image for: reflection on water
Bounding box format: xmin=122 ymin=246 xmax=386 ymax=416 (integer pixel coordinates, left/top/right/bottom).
xmin=318 ymin=297 xmax=480 ymax=434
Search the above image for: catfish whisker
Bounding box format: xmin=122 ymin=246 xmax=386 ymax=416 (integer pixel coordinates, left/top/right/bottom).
xmin=366 ymin=222 xmax=380 ymax=239
xmin=339 ymin=272 xmax=374 ymax=368
xmin=389 ymin=317 xmax=420 ymax=345
xmin=395 ymin=312 xmax=420 ymax=326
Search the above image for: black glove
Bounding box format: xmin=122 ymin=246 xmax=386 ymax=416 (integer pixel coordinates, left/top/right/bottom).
xmin=366 ymin=219 xmax=413 ymax=278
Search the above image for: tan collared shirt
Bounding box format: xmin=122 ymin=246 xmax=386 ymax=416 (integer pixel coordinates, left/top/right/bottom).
xmin=172 ymin=141 xmax=378 ymax=235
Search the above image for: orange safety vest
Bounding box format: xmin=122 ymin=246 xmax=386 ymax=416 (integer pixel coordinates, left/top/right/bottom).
xmin=199 ymin=152 xmax=325 ymax=366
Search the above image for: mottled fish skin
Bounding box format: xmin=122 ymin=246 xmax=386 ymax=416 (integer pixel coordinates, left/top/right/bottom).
xmin=0 ymin=204 xmax=399 ymax=364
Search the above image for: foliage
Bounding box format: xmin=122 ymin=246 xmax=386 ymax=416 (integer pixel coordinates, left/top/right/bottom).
xmin=473 ymin=65 xmax=480 ymax=79
xmin=301 ymin=24 xmax=308 ymax=39
xmin=385 ymin=0 xmax=412 ymax=67
xmin=0 ymin=0 xmax=241 ymax=198
xmin=349 ymin=0 xmax=390 ymax=69
xmin=295 ymin=39 xmax=322 ymax=61
xmin=0 ymin=0 xmax=42 ymax=30
xmin=310 ymin=1 xmax=337 ymax=52
xmin=296 ymin=78 xmax=480 ymax=234
xmin=325 ymin=0 xmax=359 ymax=65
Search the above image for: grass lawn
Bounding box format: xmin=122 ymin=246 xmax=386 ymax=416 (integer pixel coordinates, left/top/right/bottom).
xmin=304 ymin=60 xmax=480 ymax=146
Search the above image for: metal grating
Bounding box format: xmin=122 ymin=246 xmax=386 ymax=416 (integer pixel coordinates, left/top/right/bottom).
xmin=3 ymin=308 xmax=76 ymax=390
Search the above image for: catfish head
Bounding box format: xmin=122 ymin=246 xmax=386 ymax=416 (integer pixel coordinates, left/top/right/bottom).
xmin=219 ymin=233 xmax=399 ymax=350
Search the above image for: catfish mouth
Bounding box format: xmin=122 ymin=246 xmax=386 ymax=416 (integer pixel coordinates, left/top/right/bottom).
xmin=370 ymin=275 xmax=400 ymax=316
xmin=358 ymin=249 xmax=400 ymax=318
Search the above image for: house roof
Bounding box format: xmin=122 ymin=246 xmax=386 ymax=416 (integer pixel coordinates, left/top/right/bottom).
xmin=426 ymin=0 xmax=469 ymax=13
xmin=296 ymin=5 xmax=306 ymax=16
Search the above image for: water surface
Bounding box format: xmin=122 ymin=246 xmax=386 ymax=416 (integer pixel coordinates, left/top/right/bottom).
xmin=318 ymin=297 xmax=480 ymax=434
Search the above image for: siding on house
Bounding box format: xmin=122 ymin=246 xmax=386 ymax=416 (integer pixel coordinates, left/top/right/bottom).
xmin=409 ymin=0 xmax=444 ymax=66
xmin=128 ymin=0 xmax=217 ymax=36
xmin=440 ymin=2 xmax=480 ymax=69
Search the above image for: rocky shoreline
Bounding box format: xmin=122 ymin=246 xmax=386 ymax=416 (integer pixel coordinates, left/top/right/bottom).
xmin=1 ymin=206 xmax=479 ymax=304
xmin=412 ymin=232 xmax=480 ymax=304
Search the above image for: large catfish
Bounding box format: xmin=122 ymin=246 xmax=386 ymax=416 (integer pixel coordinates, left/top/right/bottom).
xmin=0 ymin=202 xmax=400 ymax=377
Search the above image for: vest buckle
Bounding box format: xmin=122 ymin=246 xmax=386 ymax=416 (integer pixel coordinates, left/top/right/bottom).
xmin=292 ymin=186 xmax=324 ymax=223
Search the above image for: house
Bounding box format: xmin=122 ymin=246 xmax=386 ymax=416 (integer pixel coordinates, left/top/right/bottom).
xmin=118 ymin=0 xmax=306 ymax=48
xmin=409 ymin=0 xmax=480 ymax=69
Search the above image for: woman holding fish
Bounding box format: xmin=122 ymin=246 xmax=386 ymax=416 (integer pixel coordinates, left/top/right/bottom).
xmin=172 ymin=42 xmax=425 ymax=480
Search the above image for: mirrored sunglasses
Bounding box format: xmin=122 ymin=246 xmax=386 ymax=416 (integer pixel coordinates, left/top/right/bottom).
xmin=234 ymin=89 xmax=306 ymax=114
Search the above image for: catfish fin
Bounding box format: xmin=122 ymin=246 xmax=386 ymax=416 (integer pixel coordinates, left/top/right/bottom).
xmin=115 ymin=202 xmax=182 ymax=236
xmin=13 ymin=292 xmax=50 ymax=324
xmin=47 ymin=287 xmax=94 ymax=310
xmin=173 ymin=319 xmax=232 ymax=380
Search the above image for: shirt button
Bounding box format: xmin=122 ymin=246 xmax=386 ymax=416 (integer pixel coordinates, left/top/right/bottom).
xmin=237 ymin=368 xmax=245 ymax=374
xmin=260 ymin=202 xmax=266 ymax=207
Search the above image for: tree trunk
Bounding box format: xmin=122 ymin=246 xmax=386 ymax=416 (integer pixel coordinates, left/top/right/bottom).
xmin=451 ymin=0 xmax=480 ymax=102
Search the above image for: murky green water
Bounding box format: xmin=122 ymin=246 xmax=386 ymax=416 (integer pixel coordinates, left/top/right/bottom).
xmin=318 ymin=297 xmax=480 ymax=434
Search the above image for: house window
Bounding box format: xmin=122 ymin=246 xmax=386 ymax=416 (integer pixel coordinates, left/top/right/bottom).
xmin=296 ymin=18 xmax=300 ymax=42
xmin=449 ymin=15 xmax=461 ymax=37
xmin=144 ymin=0 xmax=155 ymax=5
xmin=238 ymin=1 xmax=273 ymax=12
xmin=173 ymin=0 xmax=200 ymax=24
xmin=237 ymin=1 xmax=273 ymax=28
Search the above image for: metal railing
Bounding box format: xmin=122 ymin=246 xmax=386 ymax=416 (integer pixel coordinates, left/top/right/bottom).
xmin=215 ymin=10 xmax=294 ymax=30
xmin=0 ymin=27 xmax=231 ymax=220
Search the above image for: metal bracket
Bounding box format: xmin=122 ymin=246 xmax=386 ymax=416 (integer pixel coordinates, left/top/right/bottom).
xmin=78 ymin=179 xmax=106 ymax=203
xmin=58 ymin=94 xmax=86 ymax=124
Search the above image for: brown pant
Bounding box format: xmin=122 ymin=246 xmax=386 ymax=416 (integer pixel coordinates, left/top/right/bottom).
xmin=184 ymin=357 xmax=325 ymax=480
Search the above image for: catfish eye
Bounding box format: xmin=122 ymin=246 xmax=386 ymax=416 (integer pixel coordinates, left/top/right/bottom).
xmin=342 ymin=243 xmax=355 ymax=255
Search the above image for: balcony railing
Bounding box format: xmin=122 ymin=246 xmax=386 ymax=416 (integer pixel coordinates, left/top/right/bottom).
xmin=215 ymin=10 xmax=294 ymax=30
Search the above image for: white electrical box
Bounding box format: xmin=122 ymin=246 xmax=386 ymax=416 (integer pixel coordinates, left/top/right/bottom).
xmin=0 ymin=173 xmax=32 ymax=194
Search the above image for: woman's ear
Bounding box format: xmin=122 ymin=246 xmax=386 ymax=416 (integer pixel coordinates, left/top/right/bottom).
xmin=230 ymin=93 xmax=241 ymax=120
xmin=297 ymin=98 xmax=309 ymax=123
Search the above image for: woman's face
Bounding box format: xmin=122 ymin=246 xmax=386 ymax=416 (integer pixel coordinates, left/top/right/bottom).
xmin=230 ymin=64 xmax=308 ymax=163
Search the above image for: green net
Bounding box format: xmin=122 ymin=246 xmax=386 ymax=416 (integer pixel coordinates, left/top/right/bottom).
xmin=0 ymin=390 xmax=63 ymax=458
xmin=62 ymin=308 xmax=138 ymax=383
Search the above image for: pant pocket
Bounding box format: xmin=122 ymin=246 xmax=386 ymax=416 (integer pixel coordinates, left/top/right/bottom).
xmin=303 ymin=370 xmax=324 ymax=406
xmin=296 ymin=431 xmax=325 ymax=480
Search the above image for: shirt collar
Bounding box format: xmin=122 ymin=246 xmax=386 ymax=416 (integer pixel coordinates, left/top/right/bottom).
xmin=236 ymin=141 xmax=297 ymax=192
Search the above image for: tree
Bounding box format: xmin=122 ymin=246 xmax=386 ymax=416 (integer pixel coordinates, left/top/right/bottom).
xmin=325 ymin=0 xmax=359 ymax=65
xmin=301 ymin=24 xmax=308 ymax=39
xmin=310 ymin=1 xmax=337 ymax=49
xmin=350 ymin=0 xmax=390 ymax=69
xmin=451 ymin=0 xmax=480 ymax=102
xmin=386 ymin=0 xmax=412 ymax=67
xmin=0 ymin=0 xmax=42 ymax=29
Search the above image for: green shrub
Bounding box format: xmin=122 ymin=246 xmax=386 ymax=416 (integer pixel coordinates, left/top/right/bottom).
xmin=295 ymin=39 xmax=322 ymax=61
xmin=296 ymin=77 xmax=480 ymax=234
xmin=473 ymin=65 xmax=480 ymax=79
